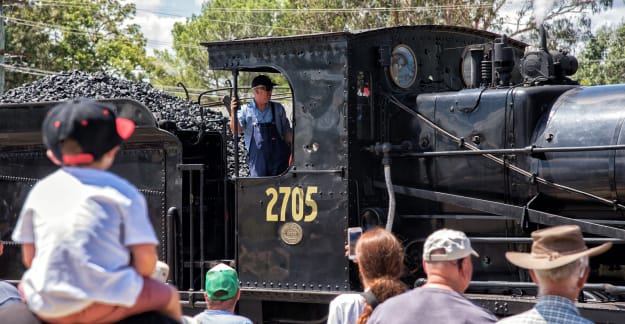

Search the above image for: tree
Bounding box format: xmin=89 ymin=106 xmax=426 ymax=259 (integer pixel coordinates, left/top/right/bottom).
xmin=149 ymin=0 xmax=293 ymax=90
xmin=150 ymin=0 xmax=614 ymax=89
xmin=576 ymin=22 xmax=625 ymax=85
xmin=4 ymin=0 xmax=149 ymax=90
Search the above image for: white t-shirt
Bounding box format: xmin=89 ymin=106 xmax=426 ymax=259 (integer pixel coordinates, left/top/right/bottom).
xmin=327 ymin=293 xmax=365 ymax=324
xmin=12 ymin=167 xmax=158 ymax=318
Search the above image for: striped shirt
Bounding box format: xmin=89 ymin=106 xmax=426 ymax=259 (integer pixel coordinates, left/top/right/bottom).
xmin=497 ymin=295 xmax=592 ymax=324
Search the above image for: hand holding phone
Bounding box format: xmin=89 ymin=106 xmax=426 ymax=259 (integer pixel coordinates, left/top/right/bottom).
xmin=347 ymin=227 xmax=363 ymax=260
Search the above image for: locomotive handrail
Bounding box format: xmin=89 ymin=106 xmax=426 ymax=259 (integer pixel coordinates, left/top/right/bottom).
xmin=377 ymin=181 xmax=625 ymax=240
xmin=289 ymin=169 xmax=344 ymax=174
xmin=402 ymin=236 xmax=623 ymax=244
xmin=386 ymin=93 xmax=625 ymax=213
xmin=469 ymin=281 xmax=625 ymax=295
xmin=415 ymin=279 xmax=625 ymax=295
xmin=400 ymin=144 xmax=625 ymax=158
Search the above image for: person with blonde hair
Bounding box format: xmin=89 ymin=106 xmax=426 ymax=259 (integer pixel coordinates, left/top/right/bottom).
xmin=327 ymin=227 xmax=407 ymax=324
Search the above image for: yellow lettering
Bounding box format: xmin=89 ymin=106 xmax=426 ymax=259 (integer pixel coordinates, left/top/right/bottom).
xmin=279 ymin=187 xmax=291 ymax=222
xmin=291 ymin=187 xmax=304 ymax=221
xmin=265 ymin=188 xmax=278 ymax=221
xmin=304 ymin=186 xmax=318 ymax=222
xmin=265 ymin=186 xmax=319 ymax=222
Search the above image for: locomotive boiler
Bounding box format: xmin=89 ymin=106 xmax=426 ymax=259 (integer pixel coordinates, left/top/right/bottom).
xmin=2 ymin=25 xmax=625 ymax=323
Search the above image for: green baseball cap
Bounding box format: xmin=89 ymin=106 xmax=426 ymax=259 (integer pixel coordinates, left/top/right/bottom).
xmin=205 ymin=263 xmax=239 ymax=301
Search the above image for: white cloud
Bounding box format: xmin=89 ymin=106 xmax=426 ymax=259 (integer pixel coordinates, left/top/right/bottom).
xmin=590 ymin=2 xmax=625 ymax=32
xmin=122 ymin=0 xmax=201 ymax=55
xmin=132 ymin=13 xmax=185 ymax=54
xmin=123 ymin=0 xmax=162 ymax=10
xmin=195 ymin=0 xmax=205 ymax=6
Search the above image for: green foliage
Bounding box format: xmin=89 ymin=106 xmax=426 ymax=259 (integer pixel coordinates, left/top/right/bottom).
xmin=4 ymin=0 xmax=149 ymax=90
xmin=150 ymin=0 xmax=615 ymax=89
xmin=576 ymin=22 xmax=625 ymax=85
xmin=504 ymin=0 xmax=614 ymax=49
xmin=149 ymin=0 xmax=293 ymax=90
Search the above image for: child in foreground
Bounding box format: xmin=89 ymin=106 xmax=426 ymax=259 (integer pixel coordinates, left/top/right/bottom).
xmin=12 ymin=98 xmax=181 ymax=323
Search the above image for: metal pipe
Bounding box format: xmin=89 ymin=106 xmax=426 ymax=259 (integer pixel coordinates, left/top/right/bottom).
xmin=416 ymin=278 xmax=625 ymax=294
xmin=401 ymin=144 xmax=625 ymax=158
xmin=232 ymin=70 xmax=240 ymax=178
xmin=177 ymin=82 xmax=190 ymax=102
xmin=232 ymin=70 xmax=240 ymax=273
xmin=383 ymin=143 xmax=395 ymax=231
xmin=384 ymin=165 xmax=395 ymax=231
xmin=166 ymin=207 xmax=177 ymax=284
xmin=199 ymin=167 xmax=205 ymax=290
xmin=188 ymin=170 xmax=194 ymax=291
xmin=221 ymin=115 xmax=230 ymax=259
xmin=407 ymin=237 xmax=622 ymax=244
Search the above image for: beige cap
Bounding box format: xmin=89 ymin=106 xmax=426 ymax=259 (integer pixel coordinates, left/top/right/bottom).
xmin=423 ymin=229 xmax=479 ymax=262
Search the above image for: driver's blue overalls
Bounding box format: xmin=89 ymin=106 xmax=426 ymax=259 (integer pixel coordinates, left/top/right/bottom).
xmin=247 ymin=104 xmax=290 ymax=177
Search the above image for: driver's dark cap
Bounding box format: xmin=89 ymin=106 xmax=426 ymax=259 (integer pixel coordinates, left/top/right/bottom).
xmin=43 ymin=98 xmax=135 ymax=165
xmin=251 ymin=75 xmax=277 ymax=91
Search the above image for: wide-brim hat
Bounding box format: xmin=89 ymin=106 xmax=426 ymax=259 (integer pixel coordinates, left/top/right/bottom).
xmin=505 ymin=225 xmax=612 ymax=270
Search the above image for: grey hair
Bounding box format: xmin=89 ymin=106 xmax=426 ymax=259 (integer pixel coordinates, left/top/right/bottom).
xmin=534 ymin=256 xmax=589 ymax=282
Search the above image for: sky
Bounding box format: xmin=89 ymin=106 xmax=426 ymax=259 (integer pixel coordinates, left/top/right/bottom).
xmin=126 ymin=0 xmax=625 ymax=55
xmin=124 ymin=0 xmax=203 ymax=54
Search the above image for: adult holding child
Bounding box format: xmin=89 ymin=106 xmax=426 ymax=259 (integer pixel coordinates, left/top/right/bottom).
xmin=11 ymin=98 xmax=181 ymax=323
xmin=327 ymin=227 xmax=407 ymax=324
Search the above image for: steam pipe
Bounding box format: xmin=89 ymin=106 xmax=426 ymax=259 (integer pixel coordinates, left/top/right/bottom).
xmin=539 ymin=24 xmax=548 ymax=53
xmin=384 ymin=163 xmax=395 ymax=231
xmin=366 ymin=142 xmax=412 ymax=231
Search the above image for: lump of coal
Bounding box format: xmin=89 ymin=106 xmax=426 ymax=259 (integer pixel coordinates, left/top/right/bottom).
xmin=0 ymin=70 xmax=248 ymax=177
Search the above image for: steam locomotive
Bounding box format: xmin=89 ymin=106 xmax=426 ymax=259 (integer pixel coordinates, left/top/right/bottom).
xmin=2 ymin=25 xmax=625 ymax=322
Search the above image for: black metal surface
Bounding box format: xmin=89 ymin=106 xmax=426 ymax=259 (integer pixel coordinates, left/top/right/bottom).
xmin=377 ymin=181 xmax=625 ymax=240
xmin=0 ymin=99 xmax=182 ymax=279
xmin=200 ymin=25 xmax=625 ymax=321
xmin=204 ymin=25 xmax=352 ymax=295
xmin=533 ymin=85 xmax=625 ymax=205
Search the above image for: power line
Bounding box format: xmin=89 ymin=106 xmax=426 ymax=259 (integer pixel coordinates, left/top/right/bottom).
xmin=0 ymin=62 xmax=56 ymax=76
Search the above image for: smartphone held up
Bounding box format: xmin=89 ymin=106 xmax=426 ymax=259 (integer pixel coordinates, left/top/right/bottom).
xmin=347 ymin=227 xmax=363 ymax=260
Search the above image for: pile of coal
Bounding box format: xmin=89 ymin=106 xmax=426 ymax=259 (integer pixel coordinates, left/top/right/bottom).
xmin=0 ymin=70 xmax=248 ymax=176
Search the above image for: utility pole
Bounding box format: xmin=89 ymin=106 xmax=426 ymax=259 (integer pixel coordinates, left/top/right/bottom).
xmin=1 ymin=0 xmax=6 ymax=94
xmin=0 ymin=0 xmax=23 ymax=94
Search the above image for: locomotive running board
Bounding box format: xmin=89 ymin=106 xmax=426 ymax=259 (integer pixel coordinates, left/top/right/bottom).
xmin=374 ymin=181 xmax=625 ymax=240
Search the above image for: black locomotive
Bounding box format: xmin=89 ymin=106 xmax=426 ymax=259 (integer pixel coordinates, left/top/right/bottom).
xmin=2 ymin=25 xmax=625 ymax=323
